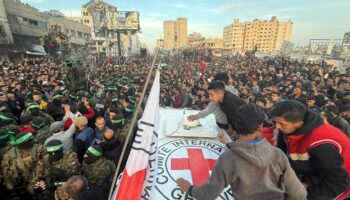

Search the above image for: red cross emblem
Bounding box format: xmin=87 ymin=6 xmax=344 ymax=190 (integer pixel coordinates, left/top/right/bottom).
xmin=171 ymin=148 xmax=217 ymax=186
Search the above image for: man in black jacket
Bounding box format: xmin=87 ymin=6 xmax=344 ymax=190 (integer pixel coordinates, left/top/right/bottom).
xmin=207 ymin=81 xmax=245 ymax=131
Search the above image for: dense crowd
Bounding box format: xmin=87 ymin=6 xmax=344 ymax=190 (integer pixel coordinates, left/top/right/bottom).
xmin=0 ymin=50 xmax=350 ymax=199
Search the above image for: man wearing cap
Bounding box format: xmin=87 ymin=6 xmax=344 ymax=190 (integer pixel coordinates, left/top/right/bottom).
xmin=31 ymin=116 xmax=52 ymax=144
xmin=83 ymin=144 xmax=115 ymax=192
xmin=1 ymin=132 xmax=46 ymax=191
xmin=28 ymin=139 xmax=81 ymax=199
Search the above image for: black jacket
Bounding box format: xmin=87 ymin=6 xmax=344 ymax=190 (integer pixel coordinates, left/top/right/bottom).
xmin=219 ymin=90 xmax=245 ymax=130
xmin=100 ymin=139 xmax=122 ymax=161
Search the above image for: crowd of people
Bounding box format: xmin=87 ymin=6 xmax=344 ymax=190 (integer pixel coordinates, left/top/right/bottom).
xmin=0 ymin=50 xmax=350 ymax=199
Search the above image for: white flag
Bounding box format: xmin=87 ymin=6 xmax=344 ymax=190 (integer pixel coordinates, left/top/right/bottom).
xmin=115 ymin=70 xmax=160 ymax=200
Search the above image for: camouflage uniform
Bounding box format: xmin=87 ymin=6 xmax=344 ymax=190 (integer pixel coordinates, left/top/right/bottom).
xmin=1 ymin=141 xmax=46 ymax=190
xmin=39 ymin=111 xmax=54 ymax=126
xmin=33 ymin=126 xmax=51 ymax=145
xmin=83 ymin=157 xmax=115 ymax=189
xmin=21 ymin=103 xmax=54 ymax=126
xmin=32 ymin=117 xmax=52 ymax=144
xmin=66 ymin=57 xmax=87 ymax=92
xmin=0 ymin=128 xmax=11 ymax=184
xmin=27 ymin=152 xmax=82 ymax=199
xmin=83 ymin=145 xmax=115 ymax=190
xmin=0 ymin=112 xmax=18 ymax=134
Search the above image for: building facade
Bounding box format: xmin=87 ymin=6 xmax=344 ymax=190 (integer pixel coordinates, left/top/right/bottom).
xmin=163 ymin=17 xmax=187 ymax=50
xmin=204 ymin=38 xmax=224 ymax=57
xmin=223 ymin=16 xmax=293 ymax=54
xmin=79 ymin=0 xmax=141 ymax=56
xmin=46 ymin=11 xmax=91 ymax=56
xmin=80 ymin=0 xmax=119 ymax=56
xmin=0 ymin=0 xmax=91 ymax=61
xmin=0 ymin=0 xmax=13 ymax=60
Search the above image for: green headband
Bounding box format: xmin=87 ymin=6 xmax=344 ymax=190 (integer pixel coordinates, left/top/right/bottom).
xmin=70 ymin=95 xmax=79 ymax=99
xmin=32 ymin=121 xmax=45 ymax=129
xmin=125 ymin=107 xmax=135 ymax=113
xmin=8 ymin=131 xmax=15 ymax=141
xmin=0 ymin=133 xmax=8 ymax=140
xmin=88 ymin=146 xmax=102 ymax=157
xmin=47 ymin=144 xmax=64 ymax=152
xmin=28 ymin=104 xmax=39 ymax=110
xmin=111 ymin=118 xmax=125 ymax=125
xmin=10 ymin=133 xmax=33 ymax=145
xmin=111 ymin=98 xmax=119 ymax=102
xmin=52 ymin=95 xmax=62 ymax=100
xmin=0 ymin=115 xmax=13 ymax=121
xmin=25 ymin=91 xmax=32 ymax=99
xmin=129 ymin=98 xmax=136 ymax=104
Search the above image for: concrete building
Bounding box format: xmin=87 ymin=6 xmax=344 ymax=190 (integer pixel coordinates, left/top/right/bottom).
xmin=163 ymin=17 xmax=187 ymax=50
xmin=2 ymin=0 xmax=48 ymax=60
xmin=0 ymin=0 xmax=14 ymax=60
xmin=223 ymin=16 xmax=293 ymax=54
xmin=80 ymin=0 xmax=119 ymax=56
xmin=203 ymin=38 xmax=224 ymax=57
xmin=45 ymin=10 xmax=92 ymax=55
xmin=78 ymin=0 xmax=141 ymax=56
xmin=0 ymin=0 xmax=92 ymax=61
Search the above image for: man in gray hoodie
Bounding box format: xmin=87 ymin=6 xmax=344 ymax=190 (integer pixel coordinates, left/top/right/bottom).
xmin=177 ymin=104 xmax=307 ymax=200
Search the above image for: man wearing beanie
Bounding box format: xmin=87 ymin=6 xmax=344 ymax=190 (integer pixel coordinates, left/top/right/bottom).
xmin=28 ymin=139 xmax=81 ymax=199
xmin=83 ymin=144 xmax=115 ymax=193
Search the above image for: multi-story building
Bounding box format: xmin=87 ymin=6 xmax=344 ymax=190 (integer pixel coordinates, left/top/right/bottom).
xmin=45 ymin=10 xmax=91 ymax=56
xmin=79 ymin=0 xmax=140 ymax=56
xmin=223 ymin=16 xmax=293 ymax=53
xmin=204 ymin=38 xmax=224 ymax=57
xmin=163 ymin=17 xmax=187 ymax=50
xmin=80 ymin=0 xmax=119 ymax=56
xmin=0 ymin=0 xmax=14 ymax=59
xmin=3 ymin=0 xmax=48 ymax=60
xmin=0 ymin=0 xmax=91 ymax=61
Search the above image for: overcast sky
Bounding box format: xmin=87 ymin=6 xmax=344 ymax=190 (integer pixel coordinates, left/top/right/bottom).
xmin=22 ymin=0 xmax=350 ymax=50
